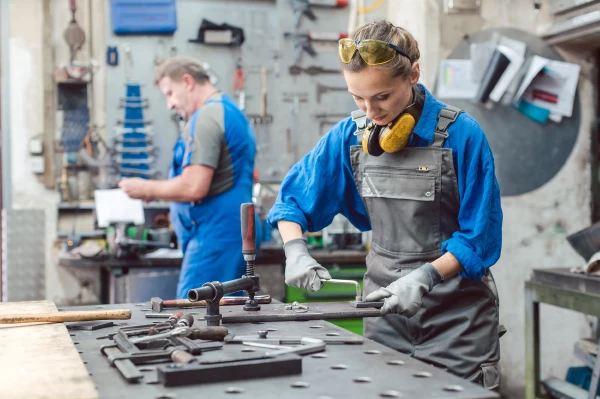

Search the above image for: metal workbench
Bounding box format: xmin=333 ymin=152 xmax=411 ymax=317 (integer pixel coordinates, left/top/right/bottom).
xmin=525 ymin=268 xmax=600 ymax=399
xmin=68 ymin=302 xmax=498 ymax=399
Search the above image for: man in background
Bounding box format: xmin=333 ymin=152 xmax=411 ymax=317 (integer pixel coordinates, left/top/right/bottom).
xmin=119 ymin=56 xmax=259 ymax=299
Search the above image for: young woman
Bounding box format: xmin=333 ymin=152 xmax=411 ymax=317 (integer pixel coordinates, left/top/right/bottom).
xmin=267 ymin=20 xmax=503 ymax=389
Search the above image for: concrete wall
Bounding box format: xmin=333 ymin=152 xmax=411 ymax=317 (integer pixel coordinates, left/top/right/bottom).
xmin=387 ymin=1 xmax=595 ymax=398
xmin=6 ymin=0 xmax=106 ymax=304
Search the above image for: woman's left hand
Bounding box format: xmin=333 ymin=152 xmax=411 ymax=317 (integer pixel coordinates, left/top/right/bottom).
xmin=365 ymin=263 xmax=443 ymax=318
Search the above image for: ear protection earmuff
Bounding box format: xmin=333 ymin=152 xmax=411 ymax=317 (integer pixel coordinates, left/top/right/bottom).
xmin=361 ymin=113 xmax=416 ymax=156
xmin=361 ymin=86 xmax=423 ymax=157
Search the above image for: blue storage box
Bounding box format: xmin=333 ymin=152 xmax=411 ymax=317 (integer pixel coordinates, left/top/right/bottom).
xmin=111 ymin=0 xmax=177 ymax=34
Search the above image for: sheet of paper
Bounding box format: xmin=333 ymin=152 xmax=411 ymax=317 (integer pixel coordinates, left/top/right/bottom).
xmin=488 ymin=44 xmax=525 ymax=102
xmin=513 ymin=55 xmax=549 ymax=103
xmin=513 ymin=55 xmax=580 ymax=118
xmin=94 ymin=189 xmax=145 ymax=228
xmin=436 ymin=59 xmax=480 ymax=99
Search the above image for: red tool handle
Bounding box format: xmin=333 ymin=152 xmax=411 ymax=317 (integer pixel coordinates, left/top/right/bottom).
xmin=240 ymin=203 xmax=256 ymax=255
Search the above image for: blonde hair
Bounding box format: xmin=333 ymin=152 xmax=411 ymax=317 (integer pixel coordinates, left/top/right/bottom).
xmin=341 ymin=20 xmax=420 ymax=79
xmin=154 ymin=55 xmax=210 ymax=85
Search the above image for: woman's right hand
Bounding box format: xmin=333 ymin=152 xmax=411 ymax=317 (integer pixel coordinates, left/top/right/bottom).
xmin=283 ymin=238 xmax=331 ymax=292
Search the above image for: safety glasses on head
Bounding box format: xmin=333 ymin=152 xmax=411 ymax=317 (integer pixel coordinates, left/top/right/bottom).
xmin=338 ymin=38 xmax=412 ymax=66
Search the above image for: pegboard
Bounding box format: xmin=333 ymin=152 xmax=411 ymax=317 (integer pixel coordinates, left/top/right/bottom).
xmin=104 ymin=0 xmax=387 ymax=183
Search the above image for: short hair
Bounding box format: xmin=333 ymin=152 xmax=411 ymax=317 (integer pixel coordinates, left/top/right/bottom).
xmin=154 ymin=55 xmax=210 ymax=85
xmin=341 ymin=20 xmax=420 ymax=79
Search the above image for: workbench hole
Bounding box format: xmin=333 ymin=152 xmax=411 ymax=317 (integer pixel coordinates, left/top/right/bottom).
xmin=156 ymin=395 xmax=176 ymax=399
xmin=309 ymin=325 xmax=323 ymax=329
xmin=225 ymin=387 xmax=244 ymax=394
xmin=364 ymin=350 xmax=381 ymax=355
xmin=242 ymin=348 xmax=256 ymax=352
xmin=83 ymin=361 xmax=87 ymax=365
xmin=78 ymin=351 xmax=84 ymax=354
xmin=386 ymin=360 xmax=405 ymax=366
xmin=140 ymin=309 xmax=151 ymax=312
xmin=325 ymin=332 xmax=340 ymax=336
xmin=73 ymin=342 xmax=80 ymax=344
xmin=291 ymin=381 xmax=309 ymax=388
xmin=443 ymin=385 xmax=464 ymax=392
xmin=134 ymin=303 xmax=144 ymax=306
xmin=331 ymin=364 xmax=348 ymax=370
xmin=412 ymin=371 xmax=432 ymax=378
xmin=311 ymin=354 xmax=328 ymax=358
xmin=353 ymin=377 xmax=372 ymax=383
xmin=266 ymin=328 xmax=278 ymax=332
xmin=380 ymin=390 xmax=401 ymax=397
xmin=94 ymin=306 xmax=106 ymax=309
xmin=69 ymin=333 xmax=76 ymax=336
xmin=139 ymin=367 xmax=155 ymax=372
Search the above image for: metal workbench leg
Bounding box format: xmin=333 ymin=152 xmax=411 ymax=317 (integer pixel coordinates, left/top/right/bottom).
xmin=525 ymin=283 xmax=541 ymax=399
xmin=588 ymin=337 xmax=600 ymax=399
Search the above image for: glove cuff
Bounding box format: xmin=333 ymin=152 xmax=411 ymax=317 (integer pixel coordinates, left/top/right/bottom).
xmin=421 ymin=262 xmax=444 ymax=291
xmin=283 ymin=238 xmax=309 ymax=257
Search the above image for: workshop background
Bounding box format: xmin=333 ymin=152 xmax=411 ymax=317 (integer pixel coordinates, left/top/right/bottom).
xmin=1 ymin=0 xmax=599 ymax=398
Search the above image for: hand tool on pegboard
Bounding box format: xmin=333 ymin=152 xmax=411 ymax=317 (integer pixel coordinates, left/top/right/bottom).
xmin=289 ymin=0 xmax=349 ymax=28
xmin=0 ymin=308 xmax=131 ymax=324
xmin=288 ymin=64 xmax=341 ymax=75
xmin=64 ymin=0 xmax=86 ymax=63
xmin=316 ymin=82 xmax=348 ymax=103
xmin=233 ymin=58 xmax=245 ymax=111
xmin=284 ymin=31 xmax=348 ymax=65
xmin=150 ymin=294 xmax=272 ymax=313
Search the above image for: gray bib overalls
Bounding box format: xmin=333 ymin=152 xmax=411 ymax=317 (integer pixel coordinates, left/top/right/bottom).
xmin=350 ymin=106 xmax=502 ymax=389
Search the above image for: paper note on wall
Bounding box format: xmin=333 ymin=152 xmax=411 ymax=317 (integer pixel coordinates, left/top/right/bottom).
xmin=436 ymin=59 xmax=480 ymax=99
xmin=513 ymin=55 xmax=580 ymax=118
xmin=94 ymin=189 xmax=145 ymax=228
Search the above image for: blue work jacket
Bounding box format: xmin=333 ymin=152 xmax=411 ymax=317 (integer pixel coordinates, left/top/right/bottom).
xmin=267 ymin=84 xmax=502 ymax=282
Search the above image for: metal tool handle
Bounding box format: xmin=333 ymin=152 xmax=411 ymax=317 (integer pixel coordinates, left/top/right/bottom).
xmin=240 ymin=203 xmax=256 ymax=259
xmin=324 ymin=279 xmax=362 ymax=302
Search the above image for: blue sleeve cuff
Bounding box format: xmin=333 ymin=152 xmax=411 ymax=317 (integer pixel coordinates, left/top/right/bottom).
xmin=442 ymin=239 xmax=486 ymax=282
xmin=267 ymin=203 xmax=309 ymax=232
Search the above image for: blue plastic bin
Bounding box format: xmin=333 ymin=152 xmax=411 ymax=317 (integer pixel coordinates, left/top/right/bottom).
xmin=111 ymin=0 xmax=177 ymax=34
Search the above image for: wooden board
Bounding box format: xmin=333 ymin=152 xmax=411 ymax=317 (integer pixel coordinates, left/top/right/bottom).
xmin=0 ymin=300 xmax=98 ymax=399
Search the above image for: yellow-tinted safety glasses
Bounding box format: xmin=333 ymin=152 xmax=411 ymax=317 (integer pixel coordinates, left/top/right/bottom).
xmin=338 ymin=38 xmax=412 ymax=66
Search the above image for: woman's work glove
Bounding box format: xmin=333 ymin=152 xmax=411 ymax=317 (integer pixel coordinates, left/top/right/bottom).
xmin=364 ymin=263 xmax=444 ymax=318
xmin=283 ymin=238 xmax=332 ymax=291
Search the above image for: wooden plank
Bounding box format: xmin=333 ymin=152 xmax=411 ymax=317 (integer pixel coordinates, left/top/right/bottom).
xmin=0 ymin=300 xmax=98 ymax=399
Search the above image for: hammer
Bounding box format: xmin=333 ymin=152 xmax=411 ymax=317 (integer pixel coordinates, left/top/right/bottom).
xmin=151 ymin=295 xmax=272 ymax=313
xmin=0 ymin=308 xmax=131 ymax=324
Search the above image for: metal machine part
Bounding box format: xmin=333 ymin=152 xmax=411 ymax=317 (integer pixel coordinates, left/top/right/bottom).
xmin=186 ymin=203 xmax=262 ymax=326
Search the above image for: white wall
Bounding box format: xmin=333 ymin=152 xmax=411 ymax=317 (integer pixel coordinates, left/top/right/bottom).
xmin=387 ymin=1 xmax=595 ymax=397
xmin=7 ymin=0 xmax=105 ymax=304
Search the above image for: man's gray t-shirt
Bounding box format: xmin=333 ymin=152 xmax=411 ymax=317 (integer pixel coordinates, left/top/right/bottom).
xmin=181 ymin=93 xmax=235 ymax=197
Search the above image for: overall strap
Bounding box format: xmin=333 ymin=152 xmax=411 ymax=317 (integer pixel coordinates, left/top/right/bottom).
xmin=182 ymin=110 xmax=200 ymax=167
xmin=432 ymin=105 xmax=462 ymax=147
xmin=351 ymin=109 xmax=368 ymax=142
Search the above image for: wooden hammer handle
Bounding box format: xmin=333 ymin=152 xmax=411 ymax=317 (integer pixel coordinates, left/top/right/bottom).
xmin=0 ymin=309 xmax=132 ymax=324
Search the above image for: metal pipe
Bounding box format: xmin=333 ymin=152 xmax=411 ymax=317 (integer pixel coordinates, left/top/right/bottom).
xmin=324 ymin=279 xmax=363 ymax=302
xmin=188 ymin=277 xmax=255 ymax=302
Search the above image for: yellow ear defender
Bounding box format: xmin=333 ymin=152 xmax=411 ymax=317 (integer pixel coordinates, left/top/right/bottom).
xmin=361 ymin=113 xmax=416 ymax=156
xmin=361 ymin=86 xmax=423 ymax=157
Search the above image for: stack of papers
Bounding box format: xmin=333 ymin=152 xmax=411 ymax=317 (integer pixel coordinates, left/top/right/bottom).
xmin=436 ymin=35 xmax=581 ymax=124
